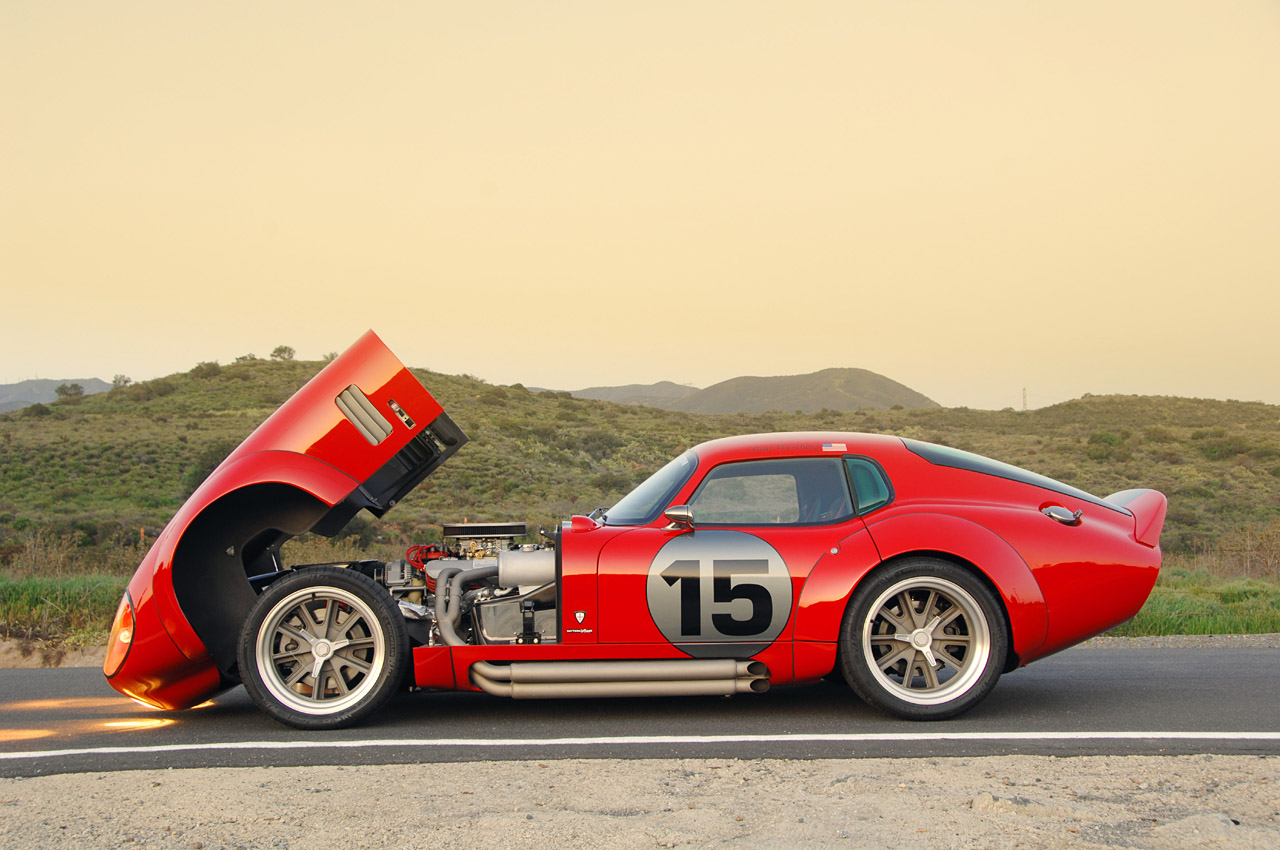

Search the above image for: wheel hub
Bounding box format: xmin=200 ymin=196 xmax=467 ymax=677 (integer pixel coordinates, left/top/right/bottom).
xmin=313 ymin=640 xmax=333 ymax=659
xmin=910 ymin=630 xmax=931 ymax=649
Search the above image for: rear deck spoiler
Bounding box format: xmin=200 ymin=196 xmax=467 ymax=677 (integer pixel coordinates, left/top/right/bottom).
xmin=1104 ymin=489 xmax=1168 ymax=548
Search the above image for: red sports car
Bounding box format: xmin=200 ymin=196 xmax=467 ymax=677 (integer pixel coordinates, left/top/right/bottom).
xmin=104 ymin=332 xmax=1166 ymax=728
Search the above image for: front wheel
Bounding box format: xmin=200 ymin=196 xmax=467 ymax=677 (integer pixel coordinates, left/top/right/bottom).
xmin=238 ymin=567 xmax=408 ymax=729
xmin=839 ymin=558 xmax=1008 ymax=720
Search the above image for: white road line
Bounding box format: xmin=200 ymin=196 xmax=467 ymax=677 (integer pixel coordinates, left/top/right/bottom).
xmin=3 ymin=731 xmax=1279 ymax=762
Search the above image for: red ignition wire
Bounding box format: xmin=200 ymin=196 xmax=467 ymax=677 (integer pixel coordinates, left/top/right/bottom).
xmin=404 ymin=544 xmax=445 ymax=592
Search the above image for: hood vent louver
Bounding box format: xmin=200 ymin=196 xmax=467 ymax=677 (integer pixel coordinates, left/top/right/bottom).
xmin=336 ymin=385 xmax=394 ymax=445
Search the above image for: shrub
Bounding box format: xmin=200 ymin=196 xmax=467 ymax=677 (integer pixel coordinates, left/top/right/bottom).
xmin=180 ymin=437 xmax=240 ymax=497
xmin=578 ymin=428 xmax=626 ymax=459
xmin=189 ymin=361 xmax=221 ymax=379
xmin=129 ymin=379 xmax=176 ymax=402
xmin=54 ymin=383 xmax=84 ymax=403
xmin=591 ymin=471 xmax=633 ymax=493
xmin=1086 ymin=430 xmax=1132 ymax=461
xmin=1199 ymin=436 xmax=1251 ymax=461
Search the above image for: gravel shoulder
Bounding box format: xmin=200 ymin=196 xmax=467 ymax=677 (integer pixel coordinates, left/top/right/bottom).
xmin=0 ymin=640 xmax=105 ymax=669
xmin=2 ymin=755 xmax=1276 ymax=849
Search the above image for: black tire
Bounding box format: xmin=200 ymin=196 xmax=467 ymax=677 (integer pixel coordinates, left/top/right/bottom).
xmin=839 ymin=557 xmax=1008 ymax=720
xmin=237 ymin=566 xmax=408 ymax=730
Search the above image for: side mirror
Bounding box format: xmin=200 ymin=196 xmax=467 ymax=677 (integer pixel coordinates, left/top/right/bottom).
xmin=663 ymin=505 xmax=694 ymax=531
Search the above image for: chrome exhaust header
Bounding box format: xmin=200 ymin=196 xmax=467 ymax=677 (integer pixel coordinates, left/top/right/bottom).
xmin=469 ymin=659 xmax=770 ymax=699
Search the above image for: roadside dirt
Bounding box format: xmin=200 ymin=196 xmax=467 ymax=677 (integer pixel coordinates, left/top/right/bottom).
xmin=1 ymin=755 xmax=1276 ymax=849
xmin=0 ymin=639 xmax=105 ymax=669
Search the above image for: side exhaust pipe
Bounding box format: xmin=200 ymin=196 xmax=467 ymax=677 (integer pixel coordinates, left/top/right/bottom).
xmin=470 ymin=659 xmax=770 ymax=699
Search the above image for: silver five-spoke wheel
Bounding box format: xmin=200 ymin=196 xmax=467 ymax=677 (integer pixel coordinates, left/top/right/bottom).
xmin=840 ymin=558 xmax=1008 ymax=720
xmin=257 ymin=586 xmax=385 ymax=715
xmin=861 ymin=576 xmax=990 ymax=706
xmin=239 ymin=567 xmax=408 ymax=729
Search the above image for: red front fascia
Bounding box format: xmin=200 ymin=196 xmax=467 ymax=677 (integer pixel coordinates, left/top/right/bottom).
xmin=107 ymin=330 xmax=456 ymax=708
xmin=141 ymin=330 xmax=436 ymax=664
xmin=148 ymin=451 xmax=364 ymax=662
xmin=106 ymin=559 xmax=223 ymax=710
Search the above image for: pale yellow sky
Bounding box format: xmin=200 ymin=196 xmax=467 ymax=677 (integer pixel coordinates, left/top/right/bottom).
xmin=3 ymin=1 xmax=1278 ymax=409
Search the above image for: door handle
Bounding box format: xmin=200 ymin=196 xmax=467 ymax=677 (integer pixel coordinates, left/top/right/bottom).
xmin=1042 ymin=505 xmax=1083 ymax=526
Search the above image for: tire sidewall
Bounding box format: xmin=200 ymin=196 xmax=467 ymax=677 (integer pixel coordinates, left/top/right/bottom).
xmin=839 ymin=557 xmax=1008 ymax=720
xmin=237 ymin=566 xmax=408 ymax=730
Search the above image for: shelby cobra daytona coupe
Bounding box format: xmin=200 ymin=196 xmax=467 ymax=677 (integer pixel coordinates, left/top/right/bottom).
xmin=105 ymin=332 xmax=1166 ymax=728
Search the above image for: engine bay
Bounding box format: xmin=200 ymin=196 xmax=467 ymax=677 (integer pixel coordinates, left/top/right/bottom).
xmin=296 ymin=522 xmax=559 ymax=649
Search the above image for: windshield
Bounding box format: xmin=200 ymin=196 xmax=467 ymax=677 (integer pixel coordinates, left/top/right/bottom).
xmin=605 ymin=450 xmax=699 ymax=526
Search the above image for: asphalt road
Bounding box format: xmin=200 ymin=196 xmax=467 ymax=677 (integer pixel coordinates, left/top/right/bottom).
xmin=2 ymin=645 xmax=1278 ymax=777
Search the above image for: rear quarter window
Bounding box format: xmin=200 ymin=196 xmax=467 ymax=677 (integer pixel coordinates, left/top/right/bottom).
xmin=845 ymin=456 xmax=893 ymax=514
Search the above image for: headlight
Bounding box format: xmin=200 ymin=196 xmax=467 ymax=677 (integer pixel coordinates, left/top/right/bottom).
xmin=103 ymin=592 xmax=135 ymax=678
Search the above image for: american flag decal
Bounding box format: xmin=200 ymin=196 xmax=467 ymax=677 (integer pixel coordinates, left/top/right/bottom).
xmin=822 ymin=442 xmax=847 ymax=452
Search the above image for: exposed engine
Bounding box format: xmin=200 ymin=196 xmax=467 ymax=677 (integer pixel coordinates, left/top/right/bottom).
xmin=338 ymin=521 xmax=558 ymax=648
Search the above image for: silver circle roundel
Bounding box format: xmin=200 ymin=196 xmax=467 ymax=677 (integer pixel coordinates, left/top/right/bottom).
xmin=646 ymin=530 xmax=792 ymax=656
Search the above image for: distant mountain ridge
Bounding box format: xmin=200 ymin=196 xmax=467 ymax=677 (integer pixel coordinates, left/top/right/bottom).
xmin=571 ymin=368 xmax=938 ymax=413
xmin=0 ymin=378 xmax=111 ymax=412
xmin=571 ymin=380 xmax=699 ymax=407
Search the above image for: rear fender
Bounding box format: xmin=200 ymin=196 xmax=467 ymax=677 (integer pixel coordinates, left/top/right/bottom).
xmin=861 ymin=513 xmax=1049 ymax=665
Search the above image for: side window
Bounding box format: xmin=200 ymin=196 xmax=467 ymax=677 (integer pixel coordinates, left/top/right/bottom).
xmin=845 ymin=456 xmax=892 ymax=514
xmin=690 ymin=458 xmax=854 ymax=525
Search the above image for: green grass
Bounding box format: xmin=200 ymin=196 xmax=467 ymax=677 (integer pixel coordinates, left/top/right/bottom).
xmin=1108 ymin=565 xmax=1280 ymax=636
xmin=0 ymin=573 xmax=127 ymax=644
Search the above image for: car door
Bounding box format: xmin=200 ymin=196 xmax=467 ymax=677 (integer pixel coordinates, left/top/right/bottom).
xmin=596 ymin=456 xmax=866 ymax=659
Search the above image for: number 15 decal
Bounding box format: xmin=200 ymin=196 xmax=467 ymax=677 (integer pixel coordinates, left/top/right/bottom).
xmin=647 ymin=530 xmax=792 ymax=650
xmin=661 ymin=559 xmax=773 ymax=636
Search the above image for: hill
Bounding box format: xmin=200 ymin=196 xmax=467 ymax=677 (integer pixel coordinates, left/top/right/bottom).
xmin=1 ymin=359 xmax=1278 ymax=570
xmin=570 ymin=368 xmax=939 ymax=414
xmin=571 ymin=381 xmax=699 ymax=407
xmin=0 ymin=378 xmax=111 ymax=413
xmin=669 ymin=368 xmax=939 ymax=414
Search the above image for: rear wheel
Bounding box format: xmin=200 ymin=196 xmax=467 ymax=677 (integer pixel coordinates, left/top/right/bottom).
xmin=238 ymin=567 xmax=408 ymax=729
xmin=840 ymin=558 xmax=1007 ymax=720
